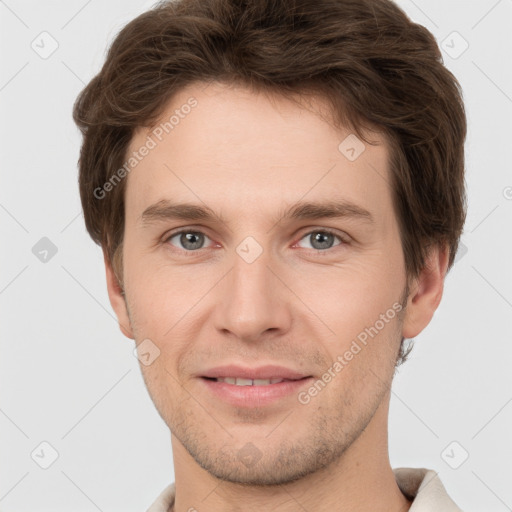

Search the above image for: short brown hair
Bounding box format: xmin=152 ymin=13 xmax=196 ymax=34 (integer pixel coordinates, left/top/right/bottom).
xmin=73 ymin=0 xmax=467 ymax=364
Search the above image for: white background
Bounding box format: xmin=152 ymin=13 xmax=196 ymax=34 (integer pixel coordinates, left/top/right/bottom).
xmin=1 ymin=0 xmax=511 ymax=510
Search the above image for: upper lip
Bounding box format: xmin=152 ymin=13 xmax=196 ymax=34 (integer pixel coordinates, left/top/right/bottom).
xmin=200 ymin=365 xmax=310 ymax=380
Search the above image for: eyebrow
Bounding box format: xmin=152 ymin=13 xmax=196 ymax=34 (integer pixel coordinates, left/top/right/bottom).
xmin=139 ymin=199 xmax=374 ymax=226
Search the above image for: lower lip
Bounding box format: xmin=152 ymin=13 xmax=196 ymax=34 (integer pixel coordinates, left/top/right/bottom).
xmin=200 ymin=377 xmax=313 ymax=407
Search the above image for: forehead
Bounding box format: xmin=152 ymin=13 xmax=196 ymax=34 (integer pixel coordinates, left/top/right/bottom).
xmin=124 ymin=81 xmax=393 ymax=225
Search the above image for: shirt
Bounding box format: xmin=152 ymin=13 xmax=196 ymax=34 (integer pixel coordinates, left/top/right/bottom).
xmin=146 ymin=467 xmax=463 ymax=511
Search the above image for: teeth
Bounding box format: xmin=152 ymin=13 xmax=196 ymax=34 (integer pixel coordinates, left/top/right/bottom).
xmin=254 ymin=379 xmax=272 ymax=386
xmin=214 ymin=377 xmax=286 ymax=385
xmin=235 ymin=378 xmax=253 ymax=386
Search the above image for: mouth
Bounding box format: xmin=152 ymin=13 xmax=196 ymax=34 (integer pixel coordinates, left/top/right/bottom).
xmin=197 ymin=364 xmax=314 ymax=407
xmin=199 ymin=375 xmax=313 ymax=407
xmin=202 ymin=376 xmax=303 ymax=386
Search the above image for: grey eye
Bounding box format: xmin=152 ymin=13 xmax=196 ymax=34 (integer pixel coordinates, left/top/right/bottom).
xmin=168 ymin=231 xmax=210 ymax=251
xmin=298 ymin=231 xmax=342 ymax=250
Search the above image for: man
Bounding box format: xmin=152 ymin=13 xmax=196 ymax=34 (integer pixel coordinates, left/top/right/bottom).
xmin=73 ymin=0 xmax=466 ymax=510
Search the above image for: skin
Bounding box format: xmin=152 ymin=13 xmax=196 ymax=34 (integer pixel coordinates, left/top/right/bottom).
xmin=105 ymin=81 xmax=449 ymax=512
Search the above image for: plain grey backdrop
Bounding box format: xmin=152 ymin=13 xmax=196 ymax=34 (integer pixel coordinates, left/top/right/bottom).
xmin=1 ymin=0 xmax=511 ymax=510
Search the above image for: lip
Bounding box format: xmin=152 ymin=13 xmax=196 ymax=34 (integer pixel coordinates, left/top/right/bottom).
xmin=199 ymin=377 xmax=313 ymax=408
xmin=198 ymin=364 xmax=313 ymax=407
xmin=199 ymin=364 xmax=309 ymax=381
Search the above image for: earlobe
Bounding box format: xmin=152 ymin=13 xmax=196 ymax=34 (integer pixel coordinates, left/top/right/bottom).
xmin=103 ymin=248 xmax=134 ymax=339
xmin=401 ymin=243 xmax=450 ymax=339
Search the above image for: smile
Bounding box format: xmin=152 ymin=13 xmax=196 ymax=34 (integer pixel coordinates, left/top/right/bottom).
xmin=209 ymin=377 xmax=291 ymax=385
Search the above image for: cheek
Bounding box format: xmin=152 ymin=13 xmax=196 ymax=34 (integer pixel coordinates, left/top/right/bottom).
xmin=127 ymin=254 xmax=403 ymax=334
xmin=124 ymin=252 xmax=179 ymax=317
xmin=289 ymin=257 xmax=403 ymax=332
xmin=124 ymin=257 xmax=217 ymax=354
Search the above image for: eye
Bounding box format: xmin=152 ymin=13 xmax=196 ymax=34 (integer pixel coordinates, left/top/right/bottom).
xmin=163 ymin=228 xmax=347 ymax=254
xmin=295 ymin=229 xmax=345 ymax=251
xmin=165 ymin=230 xmax=213 ymax=251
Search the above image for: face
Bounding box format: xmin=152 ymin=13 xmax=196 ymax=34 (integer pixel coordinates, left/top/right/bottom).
xmin=106 ymin=81 xmax=441 ymax=486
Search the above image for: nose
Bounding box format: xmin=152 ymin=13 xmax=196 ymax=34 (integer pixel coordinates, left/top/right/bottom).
xmin=212 ymin=245 xmax=292 ymax=342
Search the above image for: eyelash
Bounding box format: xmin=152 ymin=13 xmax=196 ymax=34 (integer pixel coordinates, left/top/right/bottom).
xmin=162 ymin=227 xmax=349 ymax=255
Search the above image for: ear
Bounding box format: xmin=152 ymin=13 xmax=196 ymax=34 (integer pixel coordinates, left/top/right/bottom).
xmin=402 ymin=243 xmax=450 ymax=339
xmin=103 ymin=248 xmax=134 ymax=339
